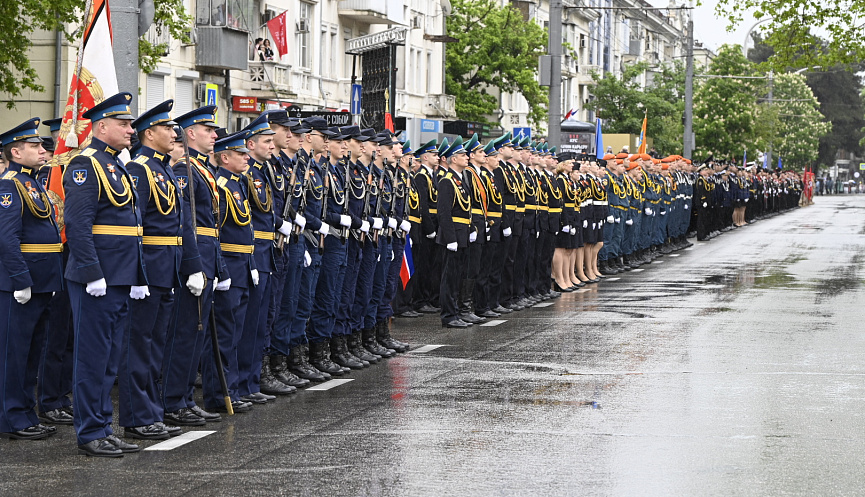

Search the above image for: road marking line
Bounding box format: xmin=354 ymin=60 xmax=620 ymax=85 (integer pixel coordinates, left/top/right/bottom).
xmin=685 ymin=247 xmax=695 ymax=251
xmin=575 ymin=288 xmax=591 ymax=293
xmin=480 ymin=320 xmax=506 ymax=327
xmin=669 ymin=253 xmax=680 ymax=257
xmin=306 ymin=379 xmax=354 ymax=391
xmin=143 ymin=431 xmax=215 ymax=451
xmin=533 ymin=302 xmax=554 ymax=307
xmin=411 ymin=344 xmax=448 ymax=352
xmin=653 ymin=260 xmax=664 ymax=264
xmin=605 ymin=277 xmax=621 ymax=281
xmin=630 ymin=268 xmax=644 ymax=272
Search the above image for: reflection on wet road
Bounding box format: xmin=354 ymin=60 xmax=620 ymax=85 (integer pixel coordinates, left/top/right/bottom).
xmin=3 ymin=196 xmax=865 ymax=496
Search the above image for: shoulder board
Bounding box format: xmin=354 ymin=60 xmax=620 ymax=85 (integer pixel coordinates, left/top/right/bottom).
xmin=81 ymin=148 xmax=97 ymax=157
xmin=133 ymin=155 xmax=149 ymax=165
xmin=217 ymin=176 xmax=229 ymax=188
xmin=2 ymin=171 xmax=17 ymax=180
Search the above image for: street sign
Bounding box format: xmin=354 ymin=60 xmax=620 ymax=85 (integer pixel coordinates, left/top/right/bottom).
xmin=299 ymin=111 xmax=352 ymax=127
xmin=205 ymin=83 xmax=219 ymax=122
xmin=513 ymin=127 xmax=531 ymax=140
xmin=350 ymin=84 xmax=362 ymax=115
xmin=420 ymin=119 xmax=441 ymax=133
xmin=859 ymin=162 xmax=865 ymax=170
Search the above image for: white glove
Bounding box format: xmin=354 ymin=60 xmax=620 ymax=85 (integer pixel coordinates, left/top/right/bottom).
xmin=684 ymin=204 xmax=689 ymax=210
xmin=277 ymin=222 xmax=292 ymax=236
xmin=644 ymin=207 xmax=652 ymax=215
xmin=339 ymin=214 xmax=351 ymax=227
xmin=446 ymin=242 xmax=458 ymax=252
xmin=571 ymin=229 xmax=577 ymax=236
xmin=186 ymin=271 xmax=206 ymax=297
xmin=562 ymin=225 xmax=571 ymax=233
xmin=469 ymin=231 xmax=477 ymax=243
xmin=593 ymin=223 xmax=597 ymax=229
xmin=426 ymin=231 xmax=436 ymax=239
xmin=399 ymin=219 xmax=411 ymax=233
xmin=215 ymin=278 xmax=231 ymax=291
xmin=251 ymin=269 xmax=259 ymax=286
xmin=304 ymin=250 xmax=312 ymax=267
xmin=14 ymin=287 xmax=31 ymax=305
xmin=625 ymin=219 xmax=633 ymax=225
xmin=360 ymin=220 xmax=371 ymax=233
xmin=703 ymin=202 xmax=708 ymax=208
xmin=387 ymin=217 xmax=398 ymax=230
xmin=744 ymin=198 xmax=749 ymax=203
xmin=614 ymin=217 xmax=621 ymax=223
xmin=583 ymin=220 xmax=588 ymax=228
xmin=317 ymin=222 xmax=331 ymax=237
xmin=130 ymin=285 xmax=150 ymax=300
xmin=503 ymin=227 xmax=512 ymax=237
xmin=660 ymin=210 xmax=666 ymax=216
xmin=606 ymin=215 xmax=615 ymax=223
xmin=294 ymin=214 xmax=307 ymax=230
xmin=372 ymin=217 xmax=383 ymax=230
xmin=86 ymin=278 xmax=108 ymax=298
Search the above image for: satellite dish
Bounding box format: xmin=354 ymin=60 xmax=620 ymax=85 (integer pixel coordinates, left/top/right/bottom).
xmin=440 ymin=0 xmax=453 ymax=17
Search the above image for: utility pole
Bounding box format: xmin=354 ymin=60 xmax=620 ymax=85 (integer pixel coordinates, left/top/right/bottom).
xmin=111 ymin=0 xmax=141 ymax=112
xmin=766 ymin=70 xmax=774 ymax=168
xmin=683 ymin=1 xmax=694 ymax=158
xmin=547 ymin=0 xmax=563 ymax=148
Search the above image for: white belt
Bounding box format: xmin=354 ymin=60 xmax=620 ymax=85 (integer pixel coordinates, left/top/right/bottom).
xmin=594 ymin=201 xmax=608 ymax=206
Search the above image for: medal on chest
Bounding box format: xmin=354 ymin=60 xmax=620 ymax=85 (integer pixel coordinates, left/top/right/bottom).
xmin=107 ymin=164 xmax=117 ymax=181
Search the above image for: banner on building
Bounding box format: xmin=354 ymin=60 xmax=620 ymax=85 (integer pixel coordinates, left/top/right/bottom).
xmin=266 ymin=11 xmax=289 ymax=56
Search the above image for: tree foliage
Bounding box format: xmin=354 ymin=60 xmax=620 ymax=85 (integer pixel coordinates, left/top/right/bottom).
xmin=769 ymin=73 xmax=831 ymax=168
xmin=715 ymin=0 xmax=865 ymax=71
xmin=445 ymin=0 xmax=548 ymax=128
xmin=587 ymin=61 xmax=685 ymax=156
xmin=1 ymin=0 xmax=190 ymax=107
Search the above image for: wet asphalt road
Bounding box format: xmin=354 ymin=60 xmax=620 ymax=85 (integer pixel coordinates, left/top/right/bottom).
xmin=3 ymin=195 xmax=865 ymax=496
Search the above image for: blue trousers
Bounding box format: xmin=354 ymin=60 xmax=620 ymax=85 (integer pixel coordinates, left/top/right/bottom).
xmin=334 ymin=237 xmax=362 ymax=336
xmin=69 ymin=283 xmax=129 ymax=445
xmin=37 ymin=289 xmax=73 ymax=413
xmin=119 ymin=286 xmax=174 ymax=427
xmin=238 ymin=272 xmax=271 ymax=397
xmin=266 ymin=248 xmax=289 ymax=353
xmin=308 ymin=236 xmax=348 ymax=343
xmin=161 ymin=281 xmax=213 ymax=412
xmin=290 ymin=238 xmax=323 ymax=345
xmin=271 ymin=241 xmax=305 ymax=354
xmin=351 ymin=240 xmax=376 ymax=331
xmin=378 ymin=236 xmax=405 ymax=322
xmin=0 ymin=291 xmax=51 ymax=433
xmin=364 ymin=237 xmax=392 ymax=329
xmin=202 ymin=284 xmax=249 ymax=409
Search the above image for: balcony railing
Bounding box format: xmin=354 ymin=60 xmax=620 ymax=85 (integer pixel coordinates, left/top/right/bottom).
xmin=424 ymin=94 xmax=456 ymax=118
xmin=247 ymin=61 xmax=291 ymax=91
xmin=338 ymin=0 xmax=403 ymax=24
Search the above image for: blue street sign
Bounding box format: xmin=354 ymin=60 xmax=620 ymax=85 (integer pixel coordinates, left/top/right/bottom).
xmin=350 ymin=84 xmax=362 ymax=115
xmin=420 ymin=119 xmax=441 ymax=133
xmin=513 ymin=127 xmax=531 ymax=139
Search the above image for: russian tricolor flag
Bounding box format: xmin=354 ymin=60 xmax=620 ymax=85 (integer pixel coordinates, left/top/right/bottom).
xmin=400 ymin=236 xmax=415 ymax=290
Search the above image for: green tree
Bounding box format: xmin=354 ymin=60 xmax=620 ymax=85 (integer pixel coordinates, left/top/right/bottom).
xmin=587 ymin=61 xmax=685 ymax=155
xmin=0 ymin=0 xmax=190 ymax=107
xmin=770 ymin=73 xmax=830 ymax=168
xmin=715 ymin=0 xmax=865 ymax=70
xmin=445 ymin=0 xmax=548 ymax=128
xmin=693 ymin=44 xmax=762 ymax=160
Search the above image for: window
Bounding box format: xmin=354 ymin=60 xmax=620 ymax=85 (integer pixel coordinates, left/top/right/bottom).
xmin=414 ymin=49 xmax=421 ymax=93
xmin=343 ymin=28 xmax=353 ymax=78
xmin=297 ymin=2 xmax=312 ymax=68
xmin=330 ymin=30 xmax=338 ymax=78
xmin=196 ymin=0 xmax=255 ymax=30
xmin=146 ymin=75 xmax=164 ymax=109
xmin=175 ymin=79 xmax=194 ymax=116
xmin=426 ymin=51 xmax=432 ymax=93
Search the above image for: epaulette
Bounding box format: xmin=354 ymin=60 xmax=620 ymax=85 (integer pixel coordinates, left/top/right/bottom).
xmin=80 ymin=148 xmax=97 ymax=157
xmin=2 ymin=171 xmax=17 ymax=180
xmin=217 ymin=176 xmax=228 ymax=188
xmin=132 ymin=155 xmax=149 ymax=165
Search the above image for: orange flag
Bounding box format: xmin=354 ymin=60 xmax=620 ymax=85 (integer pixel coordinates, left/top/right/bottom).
xmin=637 ymin=110 xmax=647 ymax=155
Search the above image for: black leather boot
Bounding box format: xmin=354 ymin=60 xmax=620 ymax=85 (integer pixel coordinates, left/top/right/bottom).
xmin=287 ymin=345 xmax=328 ymax=382
xmin=348 ymin=331 xmax=380 ymax=364
xmin=259 ymin=355 xmax=296 ymax=395
xmin=376 ymin=319 xmax=409 ymax=353
xmin=270 ymin=355 xmax=310 ymax=388
xmin=330 ymin=335 xmax=365 ymax=369
xmin=309 ymin=340 xmax=346 ymax=376
xmin=362 ymin=327 xmax=395 ymax=358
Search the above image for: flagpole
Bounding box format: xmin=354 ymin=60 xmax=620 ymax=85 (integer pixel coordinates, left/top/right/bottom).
xmin=65 ymin=0 xmax=95 ymax=149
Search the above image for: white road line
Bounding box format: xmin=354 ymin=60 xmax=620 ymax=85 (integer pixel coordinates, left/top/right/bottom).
xmin=652 ymin=260 xmax=664 ymax=264
xmin=480 ymin=320 xmax=506 ymax=327
xmin=306 ymin=379 xmax=354 ymax=391
xmin=575 ymin=288 xmax=591 ymax=293
xmin=605 ymin=277 xmax=621 ymax=281
xmin=411 ymin=344 xmax=448 ymax=352
xmin=630 ymin=268 xmax=645 ymax=272
xmin=669 ymin=253 xmax=681 ymax=257
xmin=143 ymin=431 xmax=215 ymax=451
xmin=684 ymin=247 xmax=696 ymax=251
xmin=533 ymin=302 xmax=554 ymax=308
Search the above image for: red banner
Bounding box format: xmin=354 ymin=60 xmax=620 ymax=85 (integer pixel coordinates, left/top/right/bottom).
xmin=266 ymin=11 xmax=288 ymax=57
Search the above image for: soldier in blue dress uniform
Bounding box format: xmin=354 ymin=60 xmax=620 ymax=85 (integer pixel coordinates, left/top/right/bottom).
xmin=0 ymin=118 xmax=64 ymax=441
xmin=63 ymin=92 xmax=147 ymax=457
xmin=161 ymin=105 xmax=226 ymax=425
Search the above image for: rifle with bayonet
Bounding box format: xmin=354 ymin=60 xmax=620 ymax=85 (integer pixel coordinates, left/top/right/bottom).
xmin=372 ymin=158 xmax=387 ymax=246
xmin=340 ymin=151 xmax=352 ymax=243
xmin=276 ymin=154 xmax=303 ymax=250
xmin=318 ymin=151 xmax=331 ymax=255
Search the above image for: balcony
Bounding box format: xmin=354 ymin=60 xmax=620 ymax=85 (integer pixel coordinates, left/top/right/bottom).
xmin=195 ymin=27 xmax=249 ymax=71
xmin=338 ymin=0 xmax=404 ymax=25
xmin=247 ymin=61 xmax=291 ymax=91
xmin=576 ymin=64 xmax=600 ymax=84
xmin=424 ymin=94 xmax=456 ymax=118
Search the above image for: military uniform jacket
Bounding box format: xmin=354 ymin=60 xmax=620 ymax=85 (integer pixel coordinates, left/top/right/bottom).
xmin=391 ymin=165 xmax=409 ymax=239
xmin=464 ymin=165 xmax=486 ymax=241
xmin=558 ymin=173 xmax=577 ymax=230
xmin=494 ymin=161 xmax=518 ymax=235
xmin=480 ymin=167 xmax=505 ymax=242
xmin=369 ymin=162 xmax=394 ymax=239
xmin=0 ymin=162 xmax=63 ymax=293
xmin=519 ymin=164 xmax=537 ymax=233
xmin=696 ymin=176 xmax=714 ymax=209
xmin=413 ymin=165 xmax=438 ymax=236
xmin=436 ymin=169 xmax=472 ymax=248
xmin=322 ymin=159 xmax=350 ymax=237
xmin=298 ymin=152 xmax=326 ymax=235
xmin=345 ymin=161 xmax=368 ymax=240
xmin=216 ymin=168 xmax=256 ymax=289
xmin=246 ymin=159 xmax=277 ymax=273
xmin=540 ymin=170 xmax=560 ymax=233
xmin=127 ymin=146 xmax=192 ymax=288
xmin=174 ymin=148 xmax=226 ymax=281
xmin=267 ymin=153 xmax=289 ymax=230
xmin=63 ymin=138 xmax=146 ymax=286
xmin=604 ymin=171 xmax=627 ymax=217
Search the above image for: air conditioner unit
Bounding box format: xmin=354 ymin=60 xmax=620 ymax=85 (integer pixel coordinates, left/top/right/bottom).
xmin=296 ymin=19 xmax=309 ymax=33
xmin=262 ymin=9 xmax=276 ymax=24
xmin=580 ymin=38 xmax=587 ymax=48
xmin=411 ymin=15 xmax=423 ymax=29
xmin=197 ymin=82 xmax=208 ymax=102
